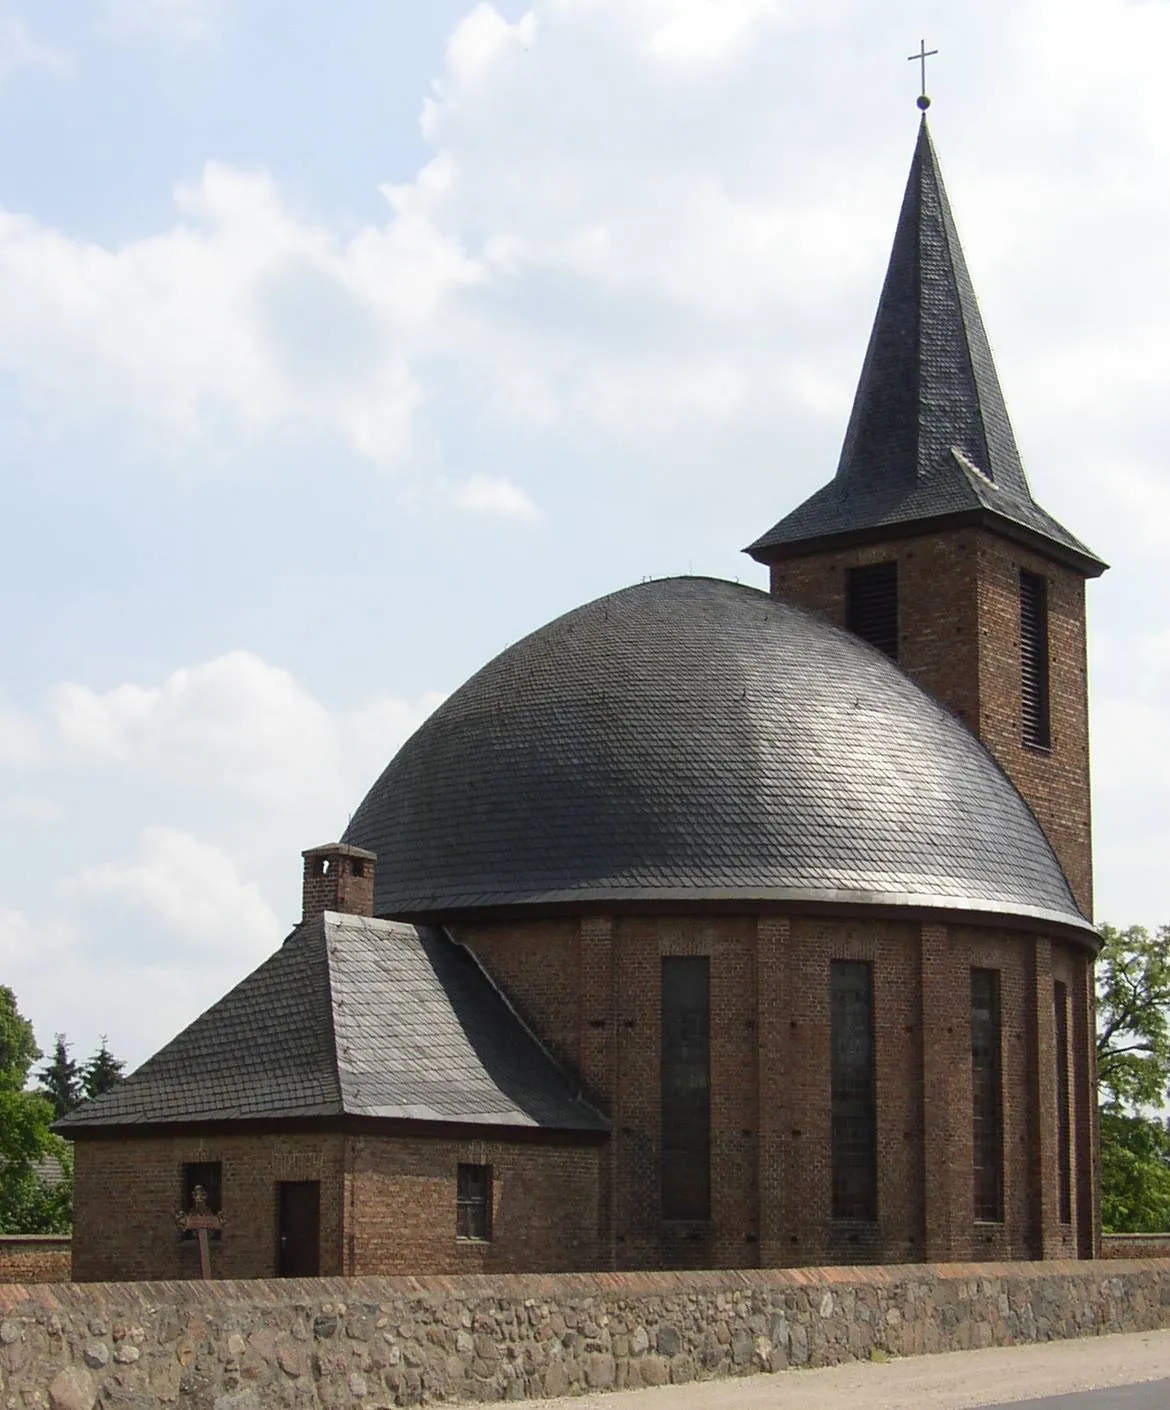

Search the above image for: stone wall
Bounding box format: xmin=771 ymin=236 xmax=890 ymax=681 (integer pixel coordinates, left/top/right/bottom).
xmin=1 ymin=1260 xmax=1168 ymax=1408
xmin=0 ymin=1237 xmax=70 ymax=1286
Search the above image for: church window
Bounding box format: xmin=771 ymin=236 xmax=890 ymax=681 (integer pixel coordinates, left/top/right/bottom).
xmin=971 ymin=969 xmax=1003 ymax=1221
xmin=831 ymin=961 xmax=877 ymax=1220
xmin=661 ymin=956 xmax=711 ymax=1220
xmin=1054 ymin=982 xmax=1073 ymax=1224
xmin=1020 ymin=570 xmax=1051 ymax=748
xmin=456 ymin=1163 xmax=492 ymax=1241
xmin=180 ymin=1161 xmax=222 ymax=1239
xmin=846 ymin=562 xmax=899 ymax=660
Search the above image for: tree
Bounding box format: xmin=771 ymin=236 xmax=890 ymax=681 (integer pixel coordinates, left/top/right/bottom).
xmin=1095 ymin=924 xmax=1170 ymax=1234
xmin=0 ymin=987 xmax=71 ymax=1234
xmin=1099 ymin=1109 xmax=1170 ymax=1233
xmin=1096 ymin=923 xmax=1170 ymax=1110
xmin=37 ymin=1035 xmax=82 ymax=1120
xmin=82 ymin=1036 xmax=125 ymax=1099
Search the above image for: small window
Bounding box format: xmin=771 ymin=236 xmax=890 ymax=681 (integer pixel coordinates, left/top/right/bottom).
xmin=1020 ymin=570 xmax=1051 ymax=748
xmin=456 ymin=1163 xmax=492 ymax=1241
xmin=349 ymin=858 xmax=365 ymax=877
xmin=846 ymin=562 xmax=898 ymax=661
xmin=180 ymin=1161 xmax=222 ymax=1240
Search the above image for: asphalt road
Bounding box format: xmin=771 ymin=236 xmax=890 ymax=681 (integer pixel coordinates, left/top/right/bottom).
xmin=531 ymin=1328 xmax=1170 ymax=1410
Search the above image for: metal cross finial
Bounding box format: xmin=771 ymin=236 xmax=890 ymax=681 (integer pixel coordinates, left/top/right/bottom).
xmin=907 ymin=39 xmax=938 ymax=111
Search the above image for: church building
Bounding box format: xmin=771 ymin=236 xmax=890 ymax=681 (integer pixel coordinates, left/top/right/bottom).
xmin=60 ymin=116 xmax=1107 ymax=1282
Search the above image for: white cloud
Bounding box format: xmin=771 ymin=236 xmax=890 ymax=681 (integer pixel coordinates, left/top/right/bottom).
xmin=70 ymin=826 xmax=281 ymax=951
xmin=0 ymin=15 xmax=72 ymax=82
xmin=102 ymin=0 xmax=220 ymax=42
xmin=447 ymin=474 xmax=540 ymax=523
xmin=0 ymin=653 xmax=446 ymax=1067
xmin=48 ymin=649 xmax=443 ymax=811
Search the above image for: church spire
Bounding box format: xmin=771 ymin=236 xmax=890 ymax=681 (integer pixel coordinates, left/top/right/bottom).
xmin=747 ymin=119 xmax=1105 ymax=577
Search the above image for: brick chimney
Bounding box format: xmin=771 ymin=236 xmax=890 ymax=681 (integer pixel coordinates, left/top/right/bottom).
xmin=301 ymin=843 xmax=376 ymax=923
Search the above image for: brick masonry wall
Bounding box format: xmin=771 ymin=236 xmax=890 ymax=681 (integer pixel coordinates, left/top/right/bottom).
xmin=346 ymin=1135 xmax=601 ymax=1276
xmin=1103 ymin=1236 xmax=1170 ymax=1259
xmin=0 ymin=1237 xmax=70 ymax=1285
xmin=72 ymin=1133 xmax=347 ymax=1283
xmin=458 ymin=912 xmax=1097 ymax=1273
xmin=768 ymin=527 xmax=1094 ymax=917
xmin=1 ymin=1262 xmax=1168 ymax=1406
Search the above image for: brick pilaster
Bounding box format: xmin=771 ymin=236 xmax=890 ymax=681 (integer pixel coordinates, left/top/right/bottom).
xmin=921 ymin=922 xmax=969 ymax=1260
xmin=756 ymin=915 xmax=789 ymax=1269
xmin=579 ymin=915 xmax=617 ymax=1268
xmin=1071 ymin=951 xmax=1101 ymax=1258
xmin=1027 ymin=938 xmax=1059 ymax=1257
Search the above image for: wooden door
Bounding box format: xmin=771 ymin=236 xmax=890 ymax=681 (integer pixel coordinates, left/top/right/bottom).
xmin=277 ymin=1181 xmax=320 ymax=1277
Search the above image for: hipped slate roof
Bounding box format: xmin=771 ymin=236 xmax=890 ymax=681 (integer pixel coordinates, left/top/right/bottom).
xmin=58 ymin=913 xmax=606 ymax=1133
xmin=342 ymin=576 xmax=1093 ymax=937
xmin=747 ymin=119 xmax=1105 ymax=576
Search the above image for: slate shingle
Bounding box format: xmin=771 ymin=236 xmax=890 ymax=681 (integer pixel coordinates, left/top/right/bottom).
xmin=342 ymin=575 xmax=1092 ymax=934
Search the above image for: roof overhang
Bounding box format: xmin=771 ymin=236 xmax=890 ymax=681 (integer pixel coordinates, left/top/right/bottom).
xmin=745 ymin=507 xmax=1108 ymax=579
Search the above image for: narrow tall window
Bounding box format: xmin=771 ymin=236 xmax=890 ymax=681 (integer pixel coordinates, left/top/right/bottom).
xmin=661 ymin=956 xmax=710 ymax=1220
xmin=831 ymin=961 xmax=877 ymax=1220
xmin=1054 ymin=982 xmax=1072 ymax=1224
xmin=1020 ymin=569 xmax=1051 ymax=748
xmin=971 ymin=969 xmax=1003 ymax=1221
xmin=456 ymin=1163 xmax=492 ymax=1241
xmin=846 ymin=562 xmax=899 ymax=660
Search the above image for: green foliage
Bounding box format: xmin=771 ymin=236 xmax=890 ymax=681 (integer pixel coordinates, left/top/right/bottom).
xmin=82 ymin=1036 xmax=125 ymax=1099
xmin=1099 ymin=1109 xmax=1170 ymax=1234
xmin=1096 ymin=923 xmax=1170 ymax=1111
xmin=37 ymin=1034 xmax=82 ymax=1120
xmin=0 ymin=988 xmax=71 ymax=1234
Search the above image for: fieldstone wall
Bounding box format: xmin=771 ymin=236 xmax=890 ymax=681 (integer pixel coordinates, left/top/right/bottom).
xmin=0 ymin=1261 xmax=1168 ymax=1408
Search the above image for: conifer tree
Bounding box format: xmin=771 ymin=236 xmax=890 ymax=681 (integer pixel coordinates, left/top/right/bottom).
xmin=82 ymin=1036 xmax=125 ymax=1099
xmin=37 ymin=1035 xmax=82 ymax=1119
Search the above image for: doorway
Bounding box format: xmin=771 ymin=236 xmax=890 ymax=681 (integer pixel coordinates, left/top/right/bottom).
xmin=277 ymin=1181 xmax=321 ymax=1277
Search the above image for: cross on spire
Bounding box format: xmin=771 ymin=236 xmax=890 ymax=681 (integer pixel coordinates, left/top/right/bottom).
xmin=907 ymin=39 xmax=938 ymax=111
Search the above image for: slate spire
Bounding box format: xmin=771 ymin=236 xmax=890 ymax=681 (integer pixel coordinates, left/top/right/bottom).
xmin=748 ymin=118 xmax=1105 ymax=575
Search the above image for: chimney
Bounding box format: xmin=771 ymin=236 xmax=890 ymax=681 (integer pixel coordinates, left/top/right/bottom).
xmin=301 ymin=843 xmax=376 ymax=923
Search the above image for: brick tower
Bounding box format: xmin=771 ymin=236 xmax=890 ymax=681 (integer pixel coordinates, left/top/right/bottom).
xmin=746 ymin=117 xmax=1106 ymax=919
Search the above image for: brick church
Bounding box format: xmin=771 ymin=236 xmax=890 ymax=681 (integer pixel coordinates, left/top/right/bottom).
xmin=61 ymin=117 xmax=1106 ymax=1282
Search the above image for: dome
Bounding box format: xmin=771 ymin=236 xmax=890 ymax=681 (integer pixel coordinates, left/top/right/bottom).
xmin=343 ymin=577 xmax=1091 ymax=936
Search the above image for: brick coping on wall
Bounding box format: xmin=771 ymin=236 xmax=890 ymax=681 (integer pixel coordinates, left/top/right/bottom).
xmin=3 ymin=1257 xmax=1169 ymax=1307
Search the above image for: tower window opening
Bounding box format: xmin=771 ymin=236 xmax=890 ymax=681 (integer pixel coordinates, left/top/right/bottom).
xmin=831 ymin=960 xmax=877 ymax=1220
xmin=971 ymin=969 xmax=1003 ymax=1222
xmin=661 ymin=956 xmax=710 ymax=1220
xmin=456 ymin=1163 xmax=492 ymax=1241
xmin=1020 ymin=570 xmax=1051 ymax=748
xmin=846 ymin=562 xmax=899 ymax=660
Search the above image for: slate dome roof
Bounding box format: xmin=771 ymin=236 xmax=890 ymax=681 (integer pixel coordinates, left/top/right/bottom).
xmin=343 ymin=577 xmax=1091 ymax=936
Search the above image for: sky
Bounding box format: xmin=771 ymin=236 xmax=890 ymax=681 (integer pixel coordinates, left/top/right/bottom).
xmin=1 ymin=0 xmax=1168 ymax=1073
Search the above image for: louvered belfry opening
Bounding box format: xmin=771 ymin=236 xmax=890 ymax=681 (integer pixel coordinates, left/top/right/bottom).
xmin=846 ymin=562 xmax=899 ymax=660
xmin=1020 ymin=569 xmax=1051 ymax=748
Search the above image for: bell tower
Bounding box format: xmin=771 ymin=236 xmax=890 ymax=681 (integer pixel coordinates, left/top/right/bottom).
xmin=746 ymin=118 xmax=1106 ymax=918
